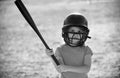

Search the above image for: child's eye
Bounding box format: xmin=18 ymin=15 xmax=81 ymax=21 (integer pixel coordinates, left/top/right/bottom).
xmin=70 ymin=30 xmax=75 ymax=32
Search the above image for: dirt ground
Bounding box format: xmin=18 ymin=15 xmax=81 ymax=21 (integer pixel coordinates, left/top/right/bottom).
xmin=0 ymin=0 xmax=120 ymax=78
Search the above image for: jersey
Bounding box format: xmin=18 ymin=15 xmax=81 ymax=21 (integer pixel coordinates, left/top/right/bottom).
xmin=55 ymin=44 xmax=93 ymax=78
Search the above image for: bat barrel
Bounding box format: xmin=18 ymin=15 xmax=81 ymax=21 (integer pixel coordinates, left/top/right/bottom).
xmin=15 ymin=0 xmax=50 ymax=49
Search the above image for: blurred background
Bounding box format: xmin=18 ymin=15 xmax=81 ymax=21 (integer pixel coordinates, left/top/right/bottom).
xmin=0 ymin=0 xmax=120 ymax=78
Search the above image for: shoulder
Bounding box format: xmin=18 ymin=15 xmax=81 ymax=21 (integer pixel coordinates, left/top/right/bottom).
xmin=56 ymin=44 xmax=67 ymax=51
xmin=84 ymin=45 xmax=93 ymax=56
xmin=55 ymin=44 xmax=65 ymax=55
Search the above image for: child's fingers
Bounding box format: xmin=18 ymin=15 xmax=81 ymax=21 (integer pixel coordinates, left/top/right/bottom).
xmin=56 ymin=66 xmax=62 ymax=73
xmin=57 ymin=67 xmax=61 ymax=73
xmin=57 ymin=65 xmax=68 ymax=72
xmin=45 ymin=49 xmax=54 ymax=56
xmin=57 ymin=65 xmax=64 ymax=72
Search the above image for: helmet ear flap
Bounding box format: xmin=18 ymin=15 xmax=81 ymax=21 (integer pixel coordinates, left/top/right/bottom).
xmin=62 ymin=28 xmax=65 ymax=38
xmin=62 ymin=26 xmax=69 ymax=38
xmin=62 ymin=32 xmax=65 ymax=38
xmin=62 ymin=32 xmax=68 ymax=39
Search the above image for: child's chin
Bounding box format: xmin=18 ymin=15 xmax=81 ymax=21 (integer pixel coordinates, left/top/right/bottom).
xmin=69 ymin=43 xmax=78 ymax=47
xmin=70 ymin=40 xmax=79 ymax=46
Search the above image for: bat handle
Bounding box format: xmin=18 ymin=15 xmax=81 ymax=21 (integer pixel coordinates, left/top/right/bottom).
xmin=51 ymin=55 xmax=60 ymax=65
xmin=43 ymin=40 xmax=59 ymax=65
xmin=47 ymin=48 xmax=60 ymax=65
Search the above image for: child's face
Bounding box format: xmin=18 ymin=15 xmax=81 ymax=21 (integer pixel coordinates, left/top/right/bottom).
xmin=68 ymin=26 xmax=84 ymax=46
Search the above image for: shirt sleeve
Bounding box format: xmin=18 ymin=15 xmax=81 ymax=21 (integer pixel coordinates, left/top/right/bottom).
xmin=85 ymin=46 xmax=93 ymax=56
xmin=54 ymin=47 xmax=61 ymax=59
xmin=54 ymin=47 xmax=64 ymax=64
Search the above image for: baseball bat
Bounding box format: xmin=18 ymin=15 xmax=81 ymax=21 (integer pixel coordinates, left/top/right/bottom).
xmin=14 ymin=0 xmax=60 ymax=65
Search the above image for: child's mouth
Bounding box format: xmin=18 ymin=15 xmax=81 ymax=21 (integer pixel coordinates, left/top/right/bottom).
xmin=69 ymin=38 xmax=80 ymax=40
xmin=69 ymin=38 xmax=80 ymax=44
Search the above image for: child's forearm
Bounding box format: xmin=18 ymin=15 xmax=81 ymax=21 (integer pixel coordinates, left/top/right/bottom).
xmin=49 ymin=54 xmax=64 ymax=73
xmin=65 ymin=65 xmax=90 ymax=73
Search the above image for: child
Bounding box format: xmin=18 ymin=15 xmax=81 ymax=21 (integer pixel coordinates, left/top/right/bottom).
xmin=45 ymin=13 xmax=93 ymax=78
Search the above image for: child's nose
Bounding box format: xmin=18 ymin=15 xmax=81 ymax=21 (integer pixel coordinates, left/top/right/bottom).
xmin=74 ymin=34 xmax=80 ymax=38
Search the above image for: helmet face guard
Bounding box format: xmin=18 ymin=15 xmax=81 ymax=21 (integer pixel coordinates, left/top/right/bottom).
xmin=62 ymin=26 xmax=90 ymax=47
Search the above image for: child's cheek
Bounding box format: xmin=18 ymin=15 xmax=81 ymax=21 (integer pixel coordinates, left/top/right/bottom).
xmin=68 ymin=33 xmax=73 ymax=38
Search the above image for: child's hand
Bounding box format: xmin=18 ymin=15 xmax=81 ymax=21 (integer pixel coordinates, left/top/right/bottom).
xmin=45 ymin=49 xmax=54 ymax=56
xmin=57 ymin=65 xmax=69 ymax=73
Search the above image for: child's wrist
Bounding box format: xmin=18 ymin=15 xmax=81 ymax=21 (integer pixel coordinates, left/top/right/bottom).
xmin=64 ymin=65 xmax=73 ymax=72
xmin=62 ymin=65 xmax=70 ymax=72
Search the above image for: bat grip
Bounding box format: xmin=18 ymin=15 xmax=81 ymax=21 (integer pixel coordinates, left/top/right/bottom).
xmin=51 ymin=55 xmax=60 ymax=65
xmin=38 ymin=34 xmax=59 ymax=65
